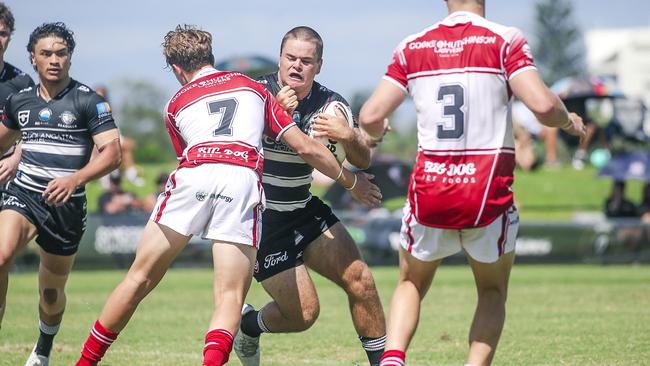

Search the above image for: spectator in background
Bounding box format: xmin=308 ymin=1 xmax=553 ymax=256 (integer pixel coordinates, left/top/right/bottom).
xmin=141 ymin=172 xmax=169 ymax=213
xmin=97 ymin=171 xmax=144 ymax=215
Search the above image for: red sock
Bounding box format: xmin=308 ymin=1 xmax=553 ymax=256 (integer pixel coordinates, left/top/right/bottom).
xmin=75 ymin=320 xmax=119 ymax=366
xmin=202 ymin=329 xmax=234 ymax=366
xmin=379 ymin=349 xmax=406 ymax=366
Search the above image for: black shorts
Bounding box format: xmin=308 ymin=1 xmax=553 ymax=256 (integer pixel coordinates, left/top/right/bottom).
xmin=253 ymin=196 xmax=339 ymax=281
xmin=0 ymin=182 xmax=87 ymax=256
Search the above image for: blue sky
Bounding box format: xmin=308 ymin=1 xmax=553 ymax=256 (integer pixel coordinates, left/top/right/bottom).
xmin=5 ymin=0 xmax=649 ymax=103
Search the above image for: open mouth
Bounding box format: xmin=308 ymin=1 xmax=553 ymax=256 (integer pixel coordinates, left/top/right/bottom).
xmin=289 ymin=72 xmax=303 ymax=82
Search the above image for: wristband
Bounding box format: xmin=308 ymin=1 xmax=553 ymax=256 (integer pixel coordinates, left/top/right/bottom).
xmin=560 ymin=118 xmax=573 ymax=131
xmin=344 ymin=173 xmax=358 ymax=191
xmin=335 ymin=165 xmax=344 ymax=182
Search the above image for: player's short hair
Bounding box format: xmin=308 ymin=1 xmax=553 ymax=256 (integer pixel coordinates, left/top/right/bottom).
xmin=280 ymin=26 xmax=323 ymax=61
xmin=0 ymin=2 xmax=15 ymax=34
xmin=162 ymin=25 xmax=215 ymax=73
xmin=27 ymin=22 xmax=76 ymax=54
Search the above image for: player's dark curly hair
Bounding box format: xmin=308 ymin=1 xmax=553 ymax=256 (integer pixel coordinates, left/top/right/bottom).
xmin=27 ymin=22 xmax=76 ymax=55
xmin=0 ymin=2 xmax=15 ymax=34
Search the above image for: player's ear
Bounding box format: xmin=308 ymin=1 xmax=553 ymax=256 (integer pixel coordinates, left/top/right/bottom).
xmin=315 ymin=58 xmax=322 ymax=75
xmin=171 ymin=64 xmax=187 ymax=85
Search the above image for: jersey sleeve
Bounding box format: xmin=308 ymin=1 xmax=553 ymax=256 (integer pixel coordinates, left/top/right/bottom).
xmin=383 ymin=42 xmax=409 ymax=93
xmin=85 ymin=92 xmax=118 ymax=135
xmin=163 ymin=100 xmax=186 ymax=159
xmin=504 ymin=28 xmax=536 ymax=80
xmin=263 ymin=89 xmax=296 ymax=141
xmin=16 ymin=74 xmax=35 ymax=90
xmin=1 ymin=95 xmax=20 ymax=130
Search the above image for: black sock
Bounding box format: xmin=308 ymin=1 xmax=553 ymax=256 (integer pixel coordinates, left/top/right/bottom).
xmin=240 ymin=310 xmax=268 ymax=338
xmin=35 ymin=321 xmax=59 ymax=357
xmin=360 ymin=335 xmax=386 ymax=366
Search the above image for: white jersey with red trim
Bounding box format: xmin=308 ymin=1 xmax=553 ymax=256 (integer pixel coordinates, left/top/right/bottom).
xmin=384 ymin=11 xmax=536 ymax=229
xmin=164 ymin=68 xmax=295 ymax=176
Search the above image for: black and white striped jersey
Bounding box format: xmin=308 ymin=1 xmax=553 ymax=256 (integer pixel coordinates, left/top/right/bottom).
xmin=2 ymin=79 xmax=117 ymax=196
xmin=257 ymin=73 xmax=352 ymax=212
xmin=0 ymin=62 xmax=34 ymax=115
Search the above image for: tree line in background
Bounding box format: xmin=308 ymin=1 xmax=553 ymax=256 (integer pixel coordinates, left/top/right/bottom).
xmin=114 ymin=0 xmax=584 ymax=165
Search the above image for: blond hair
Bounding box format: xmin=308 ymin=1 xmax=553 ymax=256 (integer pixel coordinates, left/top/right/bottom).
xmin=162 ymin=25 xmax=215 ymax=72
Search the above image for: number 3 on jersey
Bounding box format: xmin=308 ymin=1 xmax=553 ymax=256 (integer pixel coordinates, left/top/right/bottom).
xmin=436 ymin=84 xmax=465 ymax=140
xmin=208 ymin=98 xmax=238 ymax=137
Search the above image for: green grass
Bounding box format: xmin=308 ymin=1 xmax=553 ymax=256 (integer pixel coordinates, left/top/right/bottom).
xmin=2 ymin=265 xmax=648 ymax=365
xmin=513 ymin=166 xmax=645 ymax=221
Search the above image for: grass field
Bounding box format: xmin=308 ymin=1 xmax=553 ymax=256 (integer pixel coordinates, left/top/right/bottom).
xmin=2 ymin=265 xmax=648 ymax=365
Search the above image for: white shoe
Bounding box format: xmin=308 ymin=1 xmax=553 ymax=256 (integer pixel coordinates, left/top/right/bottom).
xmin=25 ymin=346 xmax=49 ymax=366
xmin=233 ymin=304 xmax=260 ymax=366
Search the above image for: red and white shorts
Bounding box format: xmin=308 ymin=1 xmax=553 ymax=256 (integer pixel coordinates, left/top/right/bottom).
xmin=151 ymin=164 xmax=264 ymax=247
xmin=400 ymin=202 xmax=518 ymax=263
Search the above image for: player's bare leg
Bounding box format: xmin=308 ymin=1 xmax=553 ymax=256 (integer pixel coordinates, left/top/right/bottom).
xmin=382 ymin=247 xmax=440 ymax=365
xmin=306 ymin=223 xmax=387 ymax=364
xmin=465 ymin=251 xmax=515 ymax=366
xmin=204 ymin=241 xmax=256 ymax=366
xmin=234 ymin=265 xmax=318 ymax=366
xmin=98 ymin=222 xmax=189 ymax=331
xmin=76 ymin=221 xmax=190 ymax=365
xmin=37 ymin=250 xmax=75 ymax=327
xmin=259 ymin=264 xmax=319 ymax=332
xmin=305 ymin=223 xmax=386 ymax=338
xmin=26 ymin=250 xmax=76 ymax=365
xmin=0 ymin=210 xmax=37 ymax=328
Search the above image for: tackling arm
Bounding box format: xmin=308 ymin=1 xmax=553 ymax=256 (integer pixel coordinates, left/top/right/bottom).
xmin=281 ymin=125 xmax=382 ymax=207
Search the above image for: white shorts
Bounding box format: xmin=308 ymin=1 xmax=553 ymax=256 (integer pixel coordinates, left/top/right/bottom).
xmin=400 ymin=202 xmax=519 ymax=263
xmin=150 ymin=164 xmax=264 ymax=247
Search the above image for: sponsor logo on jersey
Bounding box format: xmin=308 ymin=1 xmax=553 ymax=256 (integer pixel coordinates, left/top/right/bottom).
xmin=292 ymin=110 xmax=301 ymax=123
xmin=38 ymin=108 xmax=52 ymax=123
xmin=194 ymin=191 xmax=233 ymax=203
xmin=96 ymin=102 xmax=112 ymax=119
xmin=209 ymin=193 xmax=233 ymax=203
xmin=423 ymin=161 xmax=477 ymax=184
xmin=196 ymin=191 xmax=207 ymax=201
xmin=17 ymin=110 xmax=30 ymax=126
xmin=409 ymin=36 xmax=497 ymax=55
xmin=59 ymin=111 xmax=77 ymax=126
xmin=77 ymin=85 xmax=90 ymax=92
xmin=263 ymin=251 xmax=288 ymax=269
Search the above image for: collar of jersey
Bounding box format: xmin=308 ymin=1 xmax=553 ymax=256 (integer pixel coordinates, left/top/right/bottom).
xmin=191 ymin=67 xmax=219 ymax=82
xmin=36 ymin=79 xmax=75 ymax=101
xmin=445 ymin=11 xmax=483 ymax=25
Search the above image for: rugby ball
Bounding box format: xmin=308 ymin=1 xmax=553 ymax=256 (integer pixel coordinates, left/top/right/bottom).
xmin=308 ymin=101 xmax=354 ymax=163
xmin=1 ymin=143 xmax=16 ymax=159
